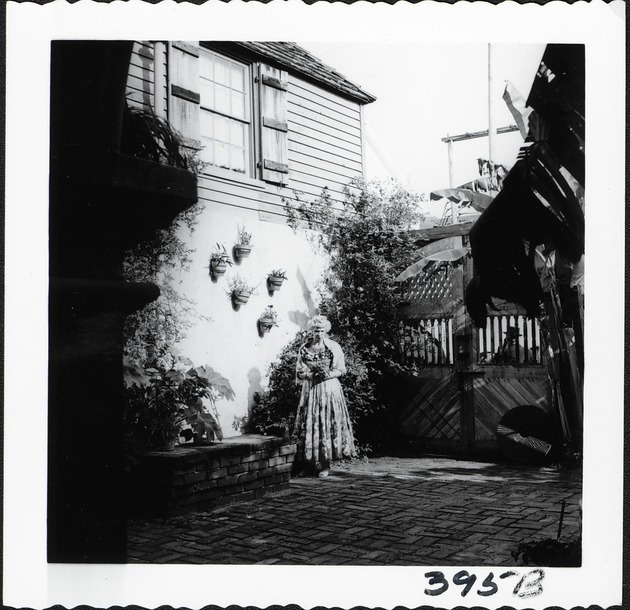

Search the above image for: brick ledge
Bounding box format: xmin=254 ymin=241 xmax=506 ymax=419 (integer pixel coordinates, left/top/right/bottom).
xmin=127 ymin=434 xmax=297 ymax=518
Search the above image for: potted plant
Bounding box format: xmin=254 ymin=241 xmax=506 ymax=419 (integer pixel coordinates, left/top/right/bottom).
xmin=267 ymin=269 xmax=288 ymax=293
xmin=123 ymin=355 xmax=235 ymax=451
xmin=234 ymin=226 xmax=253 ymax=260
xmin=257 ymin=305 xmax=279 ymax=336
xmin=227 ymin=274 xmax=257 ymax=306
xmin=118 ymin=104 xmax=204 ymax=243
xmin=123 ymin=106 xmax=197 ymax=171
xmin=209 ymin=243 xmax=233 ymax=279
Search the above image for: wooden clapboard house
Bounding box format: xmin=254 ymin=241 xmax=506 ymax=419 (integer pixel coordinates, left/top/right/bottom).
xmin=124 ymin=41 xmax=377 ymax=430
xmin=395 ymin=222 xmax=550 ymax=459
xmin=126 ymin=41 xmax=376 ymax=214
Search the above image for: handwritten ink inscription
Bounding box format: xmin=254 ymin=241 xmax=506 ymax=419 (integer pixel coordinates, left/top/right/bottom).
xmin=424 ymin=569 xmax=545 ymax=598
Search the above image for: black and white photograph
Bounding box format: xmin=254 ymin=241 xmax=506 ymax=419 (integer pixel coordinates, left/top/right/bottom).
xmin=4 ymin=1 xmax=625 ymax=609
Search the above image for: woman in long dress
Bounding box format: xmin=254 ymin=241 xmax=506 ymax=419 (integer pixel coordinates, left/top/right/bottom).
xmin=293 ymin=315 xmax=357 ymax=477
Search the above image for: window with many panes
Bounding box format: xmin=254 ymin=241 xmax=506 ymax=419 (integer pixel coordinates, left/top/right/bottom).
xmin=199 ymin=48 xmax=251 ymax=175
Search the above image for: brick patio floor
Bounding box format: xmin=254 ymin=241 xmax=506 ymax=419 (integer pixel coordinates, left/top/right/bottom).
xmin=127 ymin=456 xmax=581 ymax=565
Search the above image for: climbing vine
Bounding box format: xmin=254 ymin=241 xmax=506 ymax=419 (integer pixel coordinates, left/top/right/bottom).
xmin=122 ymin=105 xmax=209 ymax=366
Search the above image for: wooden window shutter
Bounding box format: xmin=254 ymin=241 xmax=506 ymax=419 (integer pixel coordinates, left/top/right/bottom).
xmin=259 ymin=64 xmax=289 ymax=184
xmin=169 ymin=41 xmax=200 ymax=144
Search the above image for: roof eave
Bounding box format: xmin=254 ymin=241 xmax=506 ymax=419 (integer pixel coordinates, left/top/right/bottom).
xmin=228 ymin=41 xmax=377 ymax=105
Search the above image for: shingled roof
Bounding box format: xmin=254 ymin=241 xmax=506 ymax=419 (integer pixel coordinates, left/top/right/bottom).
xmin=223 ymin=42 xmax=377 ymax=105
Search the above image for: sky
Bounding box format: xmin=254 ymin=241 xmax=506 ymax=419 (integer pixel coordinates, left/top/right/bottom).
xmin=301 ymin=43 xmax=546 ymax=198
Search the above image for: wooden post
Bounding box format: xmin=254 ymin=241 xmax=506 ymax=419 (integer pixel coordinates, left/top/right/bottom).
xmin=454 ymin=250 xmax=477 ymax=457
xmin=154 ymin=41 xmax=167 ymax=119
xmin=488 ymin=43 xmax=496 ymax=164
xmin=447 ymin=137 xmax=457 ymax=224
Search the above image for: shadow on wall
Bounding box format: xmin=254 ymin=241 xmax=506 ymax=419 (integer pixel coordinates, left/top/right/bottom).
xmin=288 ymin=310 xmax=310 ymax=329
xmin=288 ymin=267 xmax=319 ymax=330
xmin=138 ymin=43 xmax=153 ymax=106
xmin=247 ymin=367 xmax=264 ymax=414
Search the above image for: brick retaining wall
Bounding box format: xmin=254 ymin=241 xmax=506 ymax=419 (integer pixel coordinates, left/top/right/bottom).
xmin=126 ymin=435 xmax=297 ymax=518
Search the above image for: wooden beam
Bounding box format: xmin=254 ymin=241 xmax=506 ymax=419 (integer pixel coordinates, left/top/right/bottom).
xmin=262 ymin=117 xmax=289 ymax=132
xmin=477 ymin=365 xmax=548 ymax=380
xmin=261 ymin=73 xmax=288 ymax=91
xmin=399 ymin=299 xmax=463 ymax=319
xmin=171 ymin=84 xmax=200 ymax=105
xmin=172 ymin=41 xmax=200 ymax=57
xmin=441 ymin=124 xmax=519 ymax=143
xmin=263 ymin=159 xmax=289 ymax=174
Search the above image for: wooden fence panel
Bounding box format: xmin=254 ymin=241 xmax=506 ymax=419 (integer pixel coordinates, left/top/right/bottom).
xmin=397 ymin=375 xmax=461 ymax=440
xmin=477 ymin=315 xmax=542 ymax=365
xmin=399 ymin=318 xmax=454 ymax=366
xmin=473 ymin=377 xmax=550 ymax=442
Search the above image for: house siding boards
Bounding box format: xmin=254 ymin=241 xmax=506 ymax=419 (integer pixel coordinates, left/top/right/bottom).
xmin=125 ymin=40 xmax=366 ymax=203
xmin=286 ymin=78 xmax=364 ymax=203
xmin=192 ymin=48 xmax=367 ymax=212
xmin=126 ymin=41 xmax=168 ymax=113
xmin=193 ymin=75 xmax=364 ymax=215
xmin=126 ymin=41 xmax=155 ymax=109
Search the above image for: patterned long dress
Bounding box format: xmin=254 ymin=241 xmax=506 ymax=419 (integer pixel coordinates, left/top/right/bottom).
xmin=293 ymin=341 xmax=357 ymax=470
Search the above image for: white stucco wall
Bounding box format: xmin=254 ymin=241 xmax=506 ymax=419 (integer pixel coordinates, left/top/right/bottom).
xmin=172 ymin=202 xmax=327 ymax=437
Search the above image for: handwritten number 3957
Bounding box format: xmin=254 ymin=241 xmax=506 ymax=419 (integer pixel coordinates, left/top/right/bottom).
xmin=424 ymin=569 xmax=544 ymax=598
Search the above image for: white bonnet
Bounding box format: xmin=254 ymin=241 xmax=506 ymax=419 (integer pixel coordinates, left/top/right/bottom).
xmin=307 ymin=315 xmax=331 ymax=333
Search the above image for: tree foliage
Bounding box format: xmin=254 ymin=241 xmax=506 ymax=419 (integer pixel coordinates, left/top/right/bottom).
xmin=287 ymin=179 xmax=424 ymax=367
xmin=291 ymin=179 xmax=423 ymax=356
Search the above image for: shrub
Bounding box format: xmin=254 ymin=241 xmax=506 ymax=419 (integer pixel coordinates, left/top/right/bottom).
xmin=245 ymin=330 xmax=379 ymax=453
xmin=512 ymin=537 xmax=581 ymax=567
xmin=245 ymin=331 xmax=306 ymax=438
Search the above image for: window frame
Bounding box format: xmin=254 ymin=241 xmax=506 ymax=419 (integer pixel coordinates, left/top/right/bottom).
xmin=198 ymin=47 xmax=256 ymax=178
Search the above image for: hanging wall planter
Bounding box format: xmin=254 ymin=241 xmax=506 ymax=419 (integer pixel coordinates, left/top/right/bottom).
xmin=209 ymin=243 xmax=233 ymax=281
xmin=267 ymin=269 xmax=288 ymax=295
xmin=233 ymin=227 xmax=253 ymax=262
xmin=232 ymin=289 xmax=252 ymax=305
xmin=228 ymin=274 xmax=257 ymax=310
xmin=257 ymin=305 xmax=279 ymax=337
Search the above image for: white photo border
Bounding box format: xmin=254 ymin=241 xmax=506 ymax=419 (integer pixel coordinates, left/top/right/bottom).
xmin=4 ymin=1 xmax=625 ymax=609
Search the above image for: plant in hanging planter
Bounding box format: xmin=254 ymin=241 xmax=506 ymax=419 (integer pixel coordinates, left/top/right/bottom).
xmin=267 ymin=269 xmax=288 ymax=293
xmin=122 ymin=105 xmax=208 ymax=175
xmin=209 ymin=243 xmax=233 ymax=279
xmin=227 ymin=274 xmax=258 ymax=307
xmin=257 ymin=305 xmax=279 ymax=336
xmin=123 ymin=355 xmax=234 ymax=451
xmin=234 ymin=226 xmax=253 ymax=260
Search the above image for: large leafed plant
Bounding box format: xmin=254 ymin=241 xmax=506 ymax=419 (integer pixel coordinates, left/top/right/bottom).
xmin=124 ymin=355 xmax=234 ymax=450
